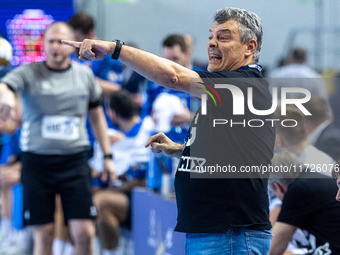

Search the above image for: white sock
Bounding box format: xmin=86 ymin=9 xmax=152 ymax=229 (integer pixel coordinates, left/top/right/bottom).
xmin=102 ymin=248 xmax=119 ymax=255
xmin=62 ymin=242 xmax=74 ymax=255
xmin=8 ymin=228 xmax=32 ymax=251
xmin=1 ymin=218 xmax=12 ymax=237
xmin=93 ymin=237 xmax=102 ymax=255
xmin=52 ymin=238 xmax=67 ymax=255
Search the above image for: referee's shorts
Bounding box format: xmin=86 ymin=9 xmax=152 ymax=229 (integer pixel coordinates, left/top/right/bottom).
xmin=21 ymin=151 xmax=96 ymax=226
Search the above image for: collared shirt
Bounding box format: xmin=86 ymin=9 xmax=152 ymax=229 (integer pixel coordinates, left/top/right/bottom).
xmin=298 ymin=144 xmax=334 ymax=177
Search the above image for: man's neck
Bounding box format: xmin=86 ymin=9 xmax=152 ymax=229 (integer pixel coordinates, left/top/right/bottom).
xmin=305 ymin=122 xmax=319 ymax=135
xmin=231 ymin=59 xmax=254 ymax=71
xmin=45 ymin=59 xmax=71 ymax=71
xmin=120 ymin=115 xmax=141 ymax=133
xmin=306 ymin=119 xmax=329 ymax=135
xmin=286 ymin=139 xmax=310 ymax=157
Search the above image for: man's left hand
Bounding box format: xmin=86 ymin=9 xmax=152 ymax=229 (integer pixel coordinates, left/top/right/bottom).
xmin=101 ymin=159 xmax=117 ymax=185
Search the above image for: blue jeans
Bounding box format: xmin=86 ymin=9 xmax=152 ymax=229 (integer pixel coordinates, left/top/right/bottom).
xmin=185 ymin=229 xmax=272 ymax=255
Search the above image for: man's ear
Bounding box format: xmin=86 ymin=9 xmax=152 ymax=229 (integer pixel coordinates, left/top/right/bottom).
xmin=272 ymin=182 xmax=283 ymax=192
xmin=278 ymin=183 xmax=287 ymax=194
xmin=185 ymin=50 xmax=192 ymax=60
xmin=107 ymin=108 xmax=117 ymax=121
xmin=245 ymin=39 xmax=257 ymax=58
xmin=272 ymin=182 xmax=286 ymax=200
xmin=275 ymin=134 xmax=284 ymax=151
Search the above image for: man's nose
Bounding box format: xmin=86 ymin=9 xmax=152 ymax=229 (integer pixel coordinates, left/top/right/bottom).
xmin=208 ymin=38 xmax=217 ymax=48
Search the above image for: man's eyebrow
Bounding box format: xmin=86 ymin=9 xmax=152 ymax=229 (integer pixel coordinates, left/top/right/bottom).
xmin=218 ymin=29 xmax=231 ymax=34
xmin=209 ymin=29 xmax=232 ymax=34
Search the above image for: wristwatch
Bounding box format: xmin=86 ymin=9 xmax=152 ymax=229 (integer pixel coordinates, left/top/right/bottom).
xmin=103 ymin=153 xmax=114 ymax=160
xmin=111 ymin=40 xmax=125 ymax=60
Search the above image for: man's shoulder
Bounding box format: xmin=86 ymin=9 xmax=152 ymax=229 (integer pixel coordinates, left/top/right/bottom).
xmin=282 ymin=178 xmax=316 ymax=206
xmin=196 ymin=68 xmax=268 ymax=96
xmin=288 ymin=172 xmax=335 ymax=195
xmin=2 ymin=62 xmax=37 ymax=79
xmin=18 ymin=62 xmax=39 ymax=71
xmin=317 ymin=123 xmax=340 ymax=145
xmin=319 ymin=123 xmax=340 ymax=140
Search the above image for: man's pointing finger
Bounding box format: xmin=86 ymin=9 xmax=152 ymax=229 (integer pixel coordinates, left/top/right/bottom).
xmin=61 ymin=40 xmax=82 ymax=48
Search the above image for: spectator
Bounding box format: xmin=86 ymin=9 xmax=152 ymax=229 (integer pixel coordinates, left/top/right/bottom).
xmin=274 ymin=105 xmax=334 ymax=169
xmin=161 ymin=34 xmax=202 ymax=122
xmin=68 ymin=12 xmax=122 ymax=96
xmin=0 ymin=37 xmax=31 ymax=254
xmin=0 ymin=37 xmax=14 ymax=155
xmin=148 ymin=34 xmax=201 ymax=190
xmin=0 ymin=22 xmax=115 ymax=255
xmin=269 ymin=150 xmax=340 ymax=254
xmin=0 ymin=37 xmax=13 ymax=78
xmin=271 ymin=105 xmax=336 ymax=253
xmin=269 ymin=47 xmax=329 ymax=103
xmin=304 ymin=96 xmax=340 ymax=161
xmin=68 ymin=12 xmax=122 ymax=158
xmin=144 ymin=34 xmax=202 ymax=119
xmin=0 ymin=129 xmax=33 ymax=254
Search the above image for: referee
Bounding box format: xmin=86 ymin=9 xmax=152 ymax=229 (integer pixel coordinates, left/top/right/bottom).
xmin=0 ymin=22 xmax=115 ymax=255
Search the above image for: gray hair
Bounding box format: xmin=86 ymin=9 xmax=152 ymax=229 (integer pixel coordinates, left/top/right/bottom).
xmin=268 ymin=150 xmax=302 ymax=189
xmin=214 ymin=7 xmax=263 ymax=63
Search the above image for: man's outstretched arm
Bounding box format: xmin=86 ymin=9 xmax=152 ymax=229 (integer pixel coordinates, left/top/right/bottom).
xmin=62 ymin=39 xmax=204 ymax=97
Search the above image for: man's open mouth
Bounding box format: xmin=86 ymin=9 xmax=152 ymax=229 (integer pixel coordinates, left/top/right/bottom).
xmin=209 ymin=53 xmax=222 ymax=61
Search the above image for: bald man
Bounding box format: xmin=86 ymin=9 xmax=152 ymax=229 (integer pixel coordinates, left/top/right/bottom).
xmin=0 ymin=22 xmax=115 ymax=255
